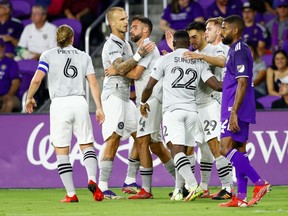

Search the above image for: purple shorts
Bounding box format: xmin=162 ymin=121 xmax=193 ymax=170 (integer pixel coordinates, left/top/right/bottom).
xmin=220 ymin=118 xmax=249 ymax=143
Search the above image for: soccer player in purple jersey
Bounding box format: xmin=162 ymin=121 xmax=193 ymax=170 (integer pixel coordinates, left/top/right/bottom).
xmin=219 ymin=15 xmax=271 ymax=207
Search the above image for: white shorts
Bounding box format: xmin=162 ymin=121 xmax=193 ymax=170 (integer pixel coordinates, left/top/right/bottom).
xmin=50 ymin=96 xmax=94 ymax=147
xmin=196 ymin=101 xmax=221 ymax=143
xmin=102 ymin=95 xmax=137 ymax=141
xmin=162 ymin=109 xmax=199 ymax=147
xmin=136 ymin=97 xmax=162 ymax=142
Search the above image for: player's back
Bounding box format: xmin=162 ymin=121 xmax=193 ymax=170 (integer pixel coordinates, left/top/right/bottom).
xmin=40 ymin=45 xmax=92 ymax=99
xmin=151 ymin=48 xmax=213 ymax=113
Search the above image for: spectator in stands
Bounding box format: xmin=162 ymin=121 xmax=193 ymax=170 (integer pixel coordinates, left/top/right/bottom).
xmin=247 ymin=41 xmax=267 ymax=100
xmin=205 ymin=0 xmax=242 ymax=20
xmin=158 ymin=0 xmax=204 ymax=53
xmin=0 ymin=38 xmax=21 ymax=112
xmin=272 ymin=75 xmax=288 ymax=108
xmin=266 ymin=49 xmax=288 ymax=96
xmin=15 ymin=5 xmax=57 ymax=60
xmin=0 ymin=0 xmax=24 ymax=58
xmin=242 ymin=1 xmax=270 ymax=56
xmin=266 ymin=0 xmax=288 ymax=51
xmin=62 ymin=0 xmax=101 ymax=49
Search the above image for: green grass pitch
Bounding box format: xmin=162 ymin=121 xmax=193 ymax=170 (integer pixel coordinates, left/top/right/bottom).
xmin=0 ymin=186 xmax=287 ymax=216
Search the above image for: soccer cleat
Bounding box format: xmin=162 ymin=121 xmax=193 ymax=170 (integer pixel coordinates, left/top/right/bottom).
xmin=200 ymin=189 xmax=211 ymax=198
xmin=184 ymin=186 xmax=204 ymax=202
xmin=170 ymin=189 xmax=183 ymax=201
xmin=248 ymin=182 xmax=271 ymax=207
xmin=219 ymin=197 xmax=248 ymax=207
xmin=60 ymin=194 xmax=79 ymax=203
xmin=103 ymin=190 xmax=125 ymax=200
xmin=212 ymin=188 xmax=232 ymax=200
xmin=128 ymin=188 xmax=153 ymax=199
xmin=88 ymin=180 xmax=104 ymax=202
xmin=122 ymin=182 xmax=141 ymax=194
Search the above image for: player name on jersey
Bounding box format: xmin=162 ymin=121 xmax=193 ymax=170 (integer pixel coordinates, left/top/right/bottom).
xmin=174 ymin=57 xmax=196 ymax=64
xmin=57 ymin=49 xmax=80 ymax=55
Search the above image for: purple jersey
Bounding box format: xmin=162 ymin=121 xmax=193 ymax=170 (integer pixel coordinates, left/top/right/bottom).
xmin=221 ymin=40 xmax=256 ymax=124
xmin=161 ymin=2 xmax=204 ymax=30
xmin=0 ymin=56 xmax=21 ymax=96
xmin=0 ymin=18 xmax=23 ymax=55
xmin=242 ymin=23 xmax=269 ymax=47
xmin=205 ymin=0 xmax=242 ymax=20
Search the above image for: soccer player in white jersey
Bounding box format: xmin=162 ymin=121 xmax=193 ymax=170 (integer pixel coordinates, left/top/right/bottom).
xmin=183 ymin=21 xmax=233 ymax=200
xmin=25 ymin=25 xmax=104 ymax=202
xmin=105 ymin=15 xmax=175 ymax=199
xmin=100 ymin=7 xmax=155 ymax=199
xmin=140 ymin=30 xmax=222 ymax=201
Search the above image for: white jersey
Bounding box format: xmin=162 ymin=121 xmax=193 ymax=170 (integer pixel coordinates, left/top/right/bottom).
xmin=150 ymin=48 xmax=214 ymax=113
xmin=18 ymin=21 xmax=57 ymax=53
xmin=135 ymin=46 xmax=162 ymax=105
xmin=38 ymin=45 xmax=94 ymax=99
xmin=218 ymin=41 xmax=229 ymax=57
xmin=101 ymin=34 xmax=133 ymax=102
xmin=195 ymin=43 xmax=225 ymax=107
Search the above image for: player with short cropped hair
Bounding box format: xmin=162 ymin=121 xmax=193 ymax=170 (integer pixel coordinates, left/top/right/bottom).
xmin=140 ymin=30 xmax=222 ymax=202
xmin=99 ymin=7 xmax=155 ymax=199
xmin=25 ymin=24 xmax=104 ymax=203
xmin=219 ymin=15 xmax=271 ymax=207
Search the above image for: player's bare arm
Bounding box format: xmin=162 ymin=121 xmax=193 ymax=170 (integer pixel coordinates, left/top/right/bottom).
xmin=105 ymin=64 xmax=145 ymax=80
xmin=87 ymin=73 xmax=105 ymax=125
xmin=140 ymin=77 xmax=158 ymax=117
xmin=183 ymin=51 xmax=226 ymax=68
xmin=229 ymin=77 xmax=248 ymax=133
xmin=205 ymin=76 xmax=222 ymax=92
xmin=25 ymin=70 xmax=46 ymax=113
xmin=115 ymin=41 xmax=155 ymax=75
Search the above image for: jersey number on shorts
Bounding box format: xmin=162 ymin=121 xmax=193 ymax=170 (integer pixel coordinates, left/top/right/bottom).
xmin=171 ymin=67 xmax=197 ymax=90
xmin=139 ymin=117 xmax=146 ymax=132
xmin=64 ymin=58 xmax=78 ymax=78
xmin=204 ymin=120 xmax=217 ymax=135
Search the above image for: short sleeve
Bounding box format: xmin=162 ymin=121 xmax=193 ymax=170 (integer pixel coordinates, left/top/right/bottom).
xmin=150 ymin=57 xmax=164 ymax=81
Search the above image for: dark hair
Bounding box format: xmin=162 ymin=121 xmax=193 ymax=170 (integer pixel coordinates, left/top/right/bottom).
xmin=271 ymin=49 xmax=288 ymax=70
xmin=185 ymin=21 xmax=206 ymax=32
xmin=223 ymin=15 xmax=245 ymax=35
xmin=132 ymin=15 xmax=153 ymax=34
xmin=170 ymin=0 xmax=192 ymax=13
xmin=173 ymin=29 xmax=190 ymax=47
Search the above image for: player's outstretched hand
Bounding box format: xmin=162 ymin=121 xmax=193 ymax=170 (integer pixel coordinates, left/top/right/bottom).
xmin=140 ymin=103 xmax=150 ymax=118
xmin=138 ymin=41 xmax=155 ymax=57
xmin=165 ymin=30 xmax=174 ymax=51
xmin=25 ymin=98 xmax=37 ymax=113
xmin=96 ymin=109 xmax=105 ymax=125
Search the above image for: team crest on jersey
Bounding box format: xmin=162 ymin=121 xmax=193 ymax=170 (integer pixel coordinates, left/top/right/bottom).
xmin=43 ymin=34 xmax=48 ymax=40
xmin=1 ymin=64 xmax=7 ymax=70
xmin=237 ymin=65 xmax=245 ymax=73
xmin=118 ymin=122 xmax=124 ymax=130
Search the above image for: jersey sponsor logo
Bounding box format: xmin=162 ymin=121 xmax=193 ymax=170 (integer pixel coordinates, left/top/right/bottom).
xmin=118 ymin=122 xmax=124 ymax=130
xmin=109 ymin=51 xmax=119 ymax=55
xmin=237 ymin=65 xmax=245 ymax=73
xmin=235 ymin=42 xmax=241 ymax=51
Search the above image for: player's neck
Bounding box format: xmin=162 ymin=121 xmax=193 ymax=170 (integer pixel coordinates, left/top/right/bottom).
xmin=113 ymin=31 xmax=126 ymax=41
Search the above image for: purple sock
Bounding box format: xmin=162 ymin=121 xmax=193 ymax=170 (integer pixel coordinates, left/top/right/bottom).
xmin=226 ymin=149 xmax=263 ymax=185
xmin=235 ymin=158 xmax=247 ymax=200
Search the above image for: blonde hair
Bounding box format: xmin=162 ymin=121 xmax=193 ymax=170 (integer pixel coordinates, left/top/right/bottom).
xmin=205 ymin=16 xmax=224 ymax=26
xmin=107 ymin=7 xmax=125 ymax=24
xmin=56 ymin=25 xmax=74 ymax=48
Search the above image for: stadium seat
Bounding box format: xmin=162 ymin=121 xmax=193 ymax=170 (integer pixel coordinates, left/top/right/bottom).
xmin=11 ymin=0 xmax=32 ymax=19
xmin=261 ymin=54 xmax=273 ymax=67
xmin=21 ymin=18 xmax=32 ymax=27
xmin=17 ymin=59 xmax=38 ymax=112
xmin=52 ymin=18 xmax=82 ymax=47
xmin=257 ymin=95 xmax=281 ymax=109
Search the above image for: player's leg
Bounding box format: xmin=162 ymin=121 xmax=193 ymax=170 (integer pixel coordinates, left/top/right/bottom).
xmin=122 ymin=138 xmax=141 ymax=194
xmin=150 ymin=141 xmax=175 ymax=178
xmin=220 ymin=120 xmax=270 ymax=207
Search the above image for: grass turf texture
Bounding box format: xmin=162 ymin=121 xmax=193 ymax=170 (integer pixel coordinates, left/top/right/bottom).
xmin=0 ymin=186 xmax=287 ymax=216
